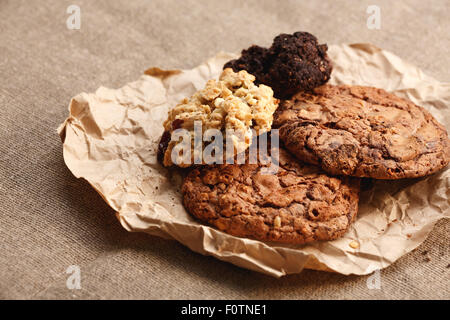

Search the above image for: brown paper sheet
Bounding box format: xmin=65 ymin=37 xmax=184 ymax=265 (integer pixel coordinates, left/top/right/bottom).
xmin=58 ymin=44 xmax=449 ymax=277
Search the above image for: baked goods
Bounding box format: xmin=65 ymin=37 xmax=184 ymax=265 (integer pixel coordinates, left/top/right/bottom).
xmin=224 ymin=31 xmax=332 ymax=99
xmin=224 ymin=45 xmax=269 ymax=87
xmin=158 ymin=68 xmax=279 ymax=167
xmin=182 ymin=145 xmax=360 ymax=244
xmin=159 ymin=32 xmax=448 ymax=246
xmin=273 ymin=85 xmax=450 ymax=179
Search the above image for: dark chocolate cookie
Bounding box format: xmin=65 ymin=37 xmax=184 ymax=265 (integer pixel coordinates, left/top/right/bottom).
xmin=182 ymin=146 xmax=360 ymax=244
xmin=224 ymin=45 xmax=269 ymax=84
xmin=224 ymin=31 xmax=332 ymax=99
xmin=273 ymin=85 xmax=450 ymax=179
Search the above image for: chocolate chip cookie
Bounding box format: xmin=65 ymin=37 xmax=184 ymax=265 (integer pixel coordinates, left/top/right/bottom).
xmin=182 ymin=146 xmax=360 ymax=244
xmin=273 ymin=85 xmax=450 ymax=179
xmin=224 ymin=31 xmax=332 ymax=99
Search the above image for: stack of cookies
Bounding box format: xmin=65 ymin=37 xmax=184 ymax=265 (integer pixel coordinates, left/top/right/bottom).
xmin=158 ymin=32 xmax=450 ymax=245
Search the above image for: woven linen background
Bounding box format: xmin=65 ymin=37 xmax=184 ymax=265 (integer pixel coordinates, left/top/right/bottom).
xmin=0 ymin=0 xmax=448 ymax=299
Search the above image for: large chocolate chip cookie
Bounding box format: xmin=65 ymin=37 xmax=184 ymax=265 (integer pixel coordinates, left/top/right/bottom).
xmin=273 ymin=85 xmax=450 ymax=179
xmin=182 ymin=147 xmax=360 ymax=244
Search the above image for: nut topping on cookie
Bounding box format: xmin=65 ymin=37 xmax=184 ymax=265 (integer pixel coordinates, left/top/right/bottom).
xmin=158 ymin=68 xmax=279 ymax=167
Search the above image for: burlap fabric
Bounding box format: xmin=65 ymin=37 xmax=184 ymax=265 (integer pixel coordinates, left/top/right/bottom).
xmin=0 ymin=0 xmax=448 ymax=299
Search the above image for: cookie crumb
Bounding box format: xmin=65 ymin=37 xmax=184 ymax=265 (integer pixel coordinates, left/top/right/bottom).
xmin=421 ymin=250 xmax=429 ymax=255
xmin=349 ymin=240 xmax=360 ymax=249
xmin=406 ymin=234 xmax=412 ymax=238
xmin=273 ymin=216 xmax=281 ymax=229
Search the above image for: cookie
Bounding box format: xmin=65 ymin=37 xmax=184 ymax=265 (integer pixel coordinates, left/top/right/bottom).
xmin=182 ymin=145 xmax=360 ymax=244
xmin=158 ymin=68 xmax=279 ymax=167
xmin=273 ymin=85 xmax=450 ymax=179
xmin=224 ymin=31 xmax=332 ymax=99
xmin=224 ymin=45 xmax=269 ymax=84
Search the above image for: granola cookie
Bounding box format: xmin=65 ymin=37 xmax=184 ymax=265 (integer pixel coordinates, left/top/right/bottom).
xmin=224 ymin=31 xmax=332 ymax=99
xmin=273 ymin=85 xmax=450 ymax=179
xmin=182 ymin=146 xmax=360 ymax=244
xmin=158 ymin=68 xmax=279 ymax=167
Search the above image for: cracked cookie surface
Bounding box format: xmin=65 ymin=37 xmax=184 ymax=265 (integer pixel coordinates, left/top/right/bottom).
xmin=273 ymin=85 xmax=450 ymax=179
xmin=181 ymin=147 xmax=360 ymax=244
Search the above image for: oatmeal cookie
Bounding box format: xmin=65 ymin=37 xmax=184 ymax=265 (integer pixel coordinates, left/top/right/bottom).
xmin=158 ymin=68 xmax=279 ymax=167
xmin=273 ymin=85 xmax=450 ymax=179
xmin=224 ymin=31 xmax=332 ymax=99
xmin=182 ymin=146 xmax=360 ymax=244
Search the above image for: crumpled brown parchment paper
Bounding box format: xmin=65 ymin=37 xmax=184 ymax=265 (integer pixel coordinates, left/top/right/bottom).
xmin=58 ymin=44 xmax=449 ymax=277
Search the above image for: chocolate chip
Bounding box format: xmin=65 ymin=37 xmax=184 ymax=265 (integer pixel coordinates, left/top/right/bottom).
xmin=157 ymin=130 xmax=171 ymax=164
